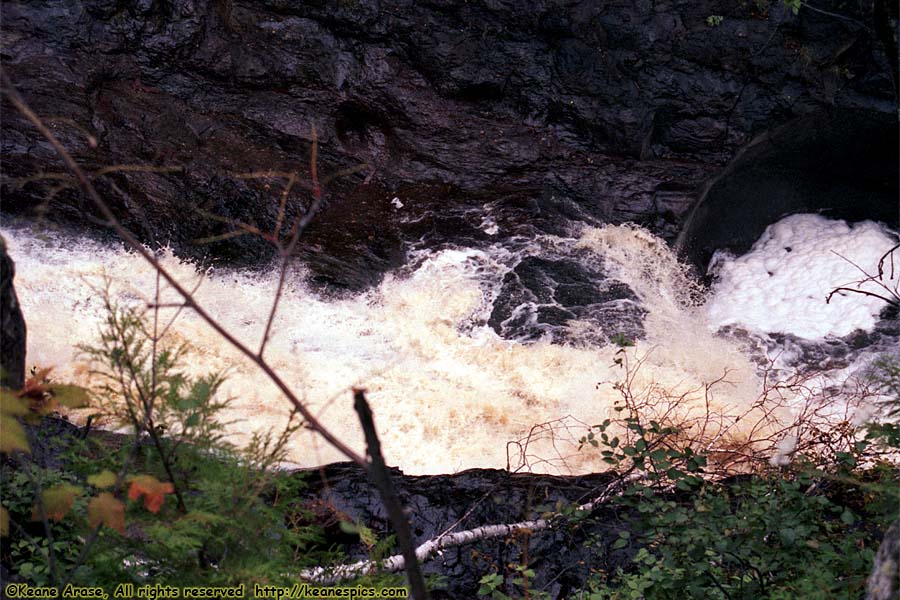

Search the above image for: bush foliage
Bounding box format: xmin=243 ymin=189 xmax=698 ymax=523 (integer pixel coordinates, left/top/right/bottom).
xmin=3 ymin=304 xmax=898 ymax=598
xmin=0 ymin=298 xmax=363 ymax=589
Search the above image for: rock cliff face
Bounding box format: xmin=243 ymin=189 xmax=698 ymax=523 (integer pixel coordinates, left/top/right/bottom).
xmin=1 ymin=0 xmax=897 ymax=287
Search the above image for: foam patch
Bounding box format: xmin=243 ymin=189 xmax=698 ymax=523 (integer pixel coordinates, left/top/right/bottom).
xmin=705 ymin=214 xmax=898 ymax=339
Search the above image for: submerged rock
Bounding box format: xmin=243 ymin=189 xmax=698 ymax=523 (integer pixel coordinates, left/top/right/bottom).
xmin=488 ymin=256 xmax=646 ymax=345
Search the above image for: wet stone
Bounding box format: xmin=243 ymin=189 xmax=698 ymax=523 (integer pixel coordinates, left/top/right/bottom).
xmin=3 ymin=0 xmax=895 ymax=292
xmin=488 ymin=256 xmax=646 ymax=346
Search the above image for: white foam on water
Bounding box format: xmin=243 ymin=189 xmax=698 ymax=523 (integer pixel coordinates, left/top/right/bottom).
xmin=705 ymin=214 xmax=898 ymax=339
xmin=574 ymin=224 xmax=770 ymax=440
xmin=3 ymin=214 xmax=893 ymax=474
xmin=4 ymin=226 xmax=612 ymax=473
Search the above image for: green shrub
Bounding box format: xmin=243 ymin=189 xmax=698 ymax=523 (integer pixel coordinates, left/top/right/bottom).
xmin=572 ymin=355 xmax=900 ymax=600
xmin=582 ymin=470 xmax=894 ymax=599
xmin=1 ymin=297 xmax=344 ymax=588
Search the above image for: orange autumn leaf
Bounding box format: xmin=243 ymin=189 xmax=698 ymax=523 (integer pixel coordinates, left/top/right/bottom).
xmin=31 ymin=484 xmax=82 ymax=522
xmin=127 ymin=475 xmax=174 ymax=513
xmin=18 ymin=368 xmax=56 ymax=416
xmin=19 ymin=367 xmax=54 ymax=400
xmin=12 ymin=368 xmax=89 ymax=416
xmin=88 ymin=493 xmax=125 ymax=535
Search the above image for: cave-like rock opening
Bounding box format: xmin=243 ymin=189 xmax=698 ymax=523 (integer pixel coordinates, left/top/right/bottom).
xmin=677 ymin=108 xmax=898 ymax=276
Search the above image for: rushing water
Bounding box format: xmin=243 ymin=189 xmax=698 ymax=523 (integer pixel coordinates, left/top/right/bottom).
xmin=2 ymin=213 xmax=897 ymax=474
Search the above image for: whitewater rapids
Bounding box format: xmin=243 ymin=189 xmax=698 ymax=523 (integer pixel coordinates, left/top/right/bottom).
xmin=2 ymin=213 xmax=896 ymax=474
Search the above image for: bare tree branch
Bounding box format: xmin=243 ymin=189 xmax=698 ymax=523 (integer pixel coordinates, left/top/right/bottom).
xmin=257 ymin=127 xmax=334 ymax=358
xmin=827 ymin=243 xmax=900 ymax=308
xmin=354 ymin=389 xmax=428 ymax=600
xmin=1 ymin=69 xmax=366 ymax=467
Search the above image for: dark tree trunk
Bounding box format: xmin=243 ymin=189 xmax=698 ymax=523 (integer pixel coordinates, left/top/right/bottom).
xmin=0 ymin=236 xmax=27 ymax=390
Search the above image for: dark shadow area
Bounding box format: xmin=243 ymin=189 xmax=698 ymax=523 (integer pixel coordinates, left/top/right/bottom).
xmin=677 ymin=108 xmax=899 ymax=275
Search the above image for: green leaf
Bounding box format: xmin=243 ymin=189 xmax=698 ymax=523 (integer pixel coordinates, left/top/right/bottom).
xmin=611 ymin=333 xmax=634 ymax=347
xmin=0 ymin=415 xmax=30 ymax=454
xmin=666 ymin=468 xmax=685 ymax=480
xmin=187 ymin=380 xmax=213 ymax=407
xmin=53 ymin=385 xmax=90 ymax=408
xmin=339 ymin=520 xmax=359 ymax=535
xmin=358 ymin=523 xmax=377 ymax=548
xmin=0 ymin=391 xmax=29 ymax=416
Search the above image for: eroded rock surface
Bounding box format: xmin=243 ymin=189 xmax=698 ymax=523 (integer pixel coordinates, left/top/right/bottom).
xmin=1 ymin=0 xmax=896 ymax=289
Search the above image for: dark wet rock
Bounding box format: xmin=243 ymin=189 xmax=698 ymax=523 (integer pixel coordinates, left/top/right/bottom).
xmin=715 ymin=307 xmax=900 ymax=376
xmin=19 ymin=417 xmax=84 ymax=470
xmin=0 ymin=236 xmax=26 ymax=390
xmin=773 ymin=309 xmax=899 ymax=373
xmin=1 ymin=0 xmax=896 ymax=289
xmin=488 ymin=256 xmax=646 ymax=345
xmin=294 ymin=462 xmax=629 ymax=599
xmin=678 ymin=108 xmax=899 ymax=274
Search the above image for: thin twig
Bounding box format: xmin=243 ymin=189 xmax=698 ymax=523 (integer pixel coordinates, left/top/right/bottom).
xmin=1 ymin=69 xmax=366 ymax=467
xmin=258 ymin=127 xmax=329 ymax=358
xmin=799 ymin=1 xmax=872 ymax=31
xmin=273 ymin=172 xmax=297 ymax=240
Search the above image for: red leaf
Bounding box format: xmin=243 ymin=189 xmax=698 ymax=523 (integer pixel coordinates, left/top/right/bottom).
xmin=127 ymin=475 xmax=175 ymax=513
xmin=19 ymin=368 xmax=54 ymax=400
